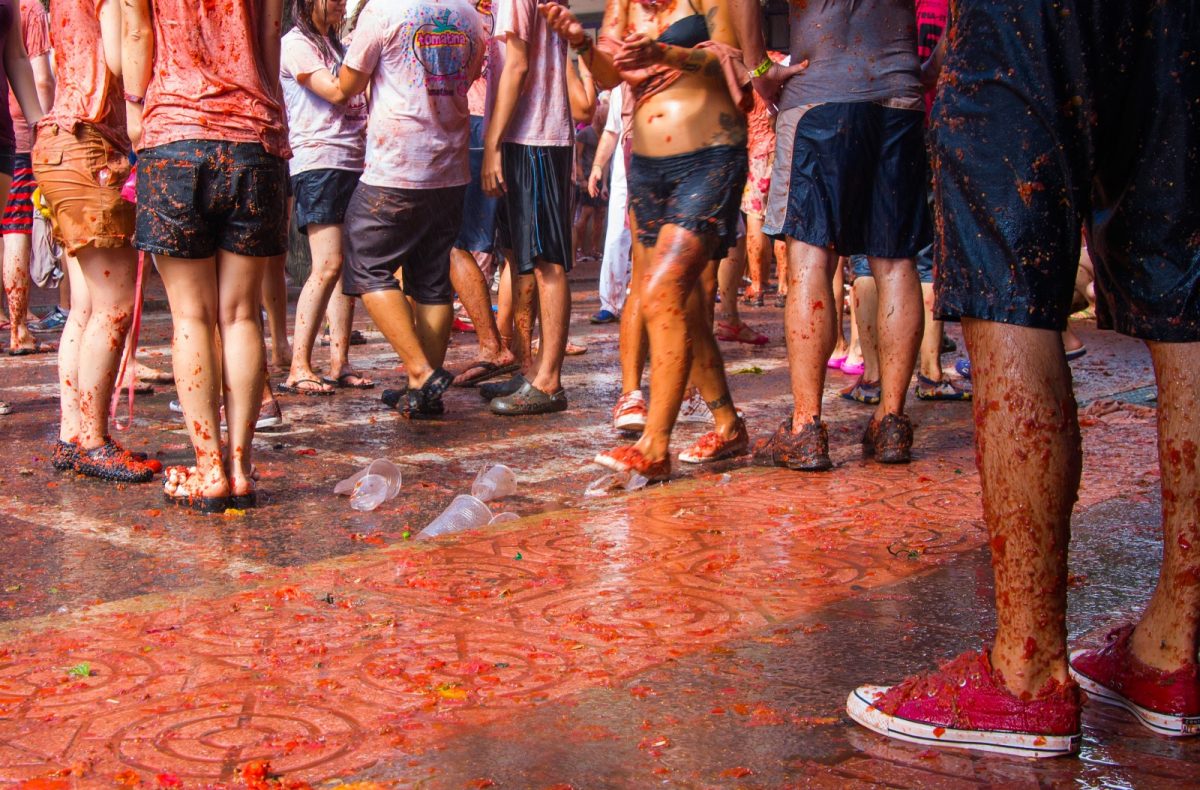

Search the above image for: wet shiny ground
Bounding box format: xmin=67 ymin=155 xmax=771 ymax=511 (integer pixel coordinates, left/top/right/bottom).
xmin=0 ymin=268 xmax=1194 ymax=787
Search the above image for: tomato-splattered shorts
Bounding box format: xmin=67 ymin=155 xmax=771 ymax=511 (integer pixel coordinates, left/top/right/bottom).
xmin=931 ymin=0 xmax=1200 ymax=342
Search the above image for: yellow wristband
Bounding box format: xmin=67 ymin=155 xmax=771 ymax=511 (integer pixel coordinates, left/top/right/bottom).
xmin=750 ymin=57 xmax=772 ymax=79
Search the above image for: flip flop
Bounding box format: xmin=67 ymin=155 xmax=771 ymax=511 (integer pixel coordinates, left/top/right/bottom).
xmin=1065 ymin=346 xmax=1087 ymax=361
xmin=276 ymin=378 xmax=335 ymax=396
xmin=8 ymin=341 xmax=56 ymax=356
xmin=453 ymin=359 xmax=519 ymax=387
xmin=322 ymin=372 xmax=376 ymax=390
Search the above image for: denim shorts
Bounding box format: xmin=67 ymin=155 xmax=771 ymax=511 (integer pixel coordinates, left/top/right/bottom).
xmin=135 ymin=140 xmax=288 ymax=259
xmin=291 ymin=167 xmax=360 ymax=233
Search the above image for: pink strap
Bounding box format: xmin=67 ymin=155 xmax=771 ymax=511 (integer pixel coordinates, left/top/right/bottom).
xmin=110 ymin=251 xmax=145 ymax=431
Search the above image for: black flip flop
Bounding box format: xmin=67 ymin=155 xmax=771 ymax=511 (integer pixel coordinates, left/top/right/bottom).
xmin=164 ymin=490 xmax=231 ymax=514
xmin=8 ymin=342 xmax=56 ymax=356
xmin=277 ymin=379 xmax=335 ymax=396
xmin=453 ymin=360 xmax=519 ymax=388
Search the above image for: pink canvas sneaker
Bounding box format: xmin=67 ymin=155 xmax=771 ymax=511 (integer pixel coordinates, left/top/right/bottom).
xmin=847 ymin=650 xmax=1081 ymax=758
xmin=1070 ymin=625 xmax=1200 ymax=737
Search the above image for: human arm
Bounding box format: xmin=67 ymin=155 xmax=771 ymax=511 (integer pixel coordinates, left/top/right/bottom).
xmin=540 ymin=1 xmax=623 ymax=89
xmin=589 ymin=128 xmax=616 ymax=198
xmin=920 ymin=35 xmax=946 ymax=89
xmin=5 ymin=12 xmax=41 ymax=128
xmin=30 ymin=52 xmax=53 ymax=113
xmin=565 ymin=51 xmax=596 ymax=123
xmin=728 ymin=0 xmax=805 ymax=103
xmin=297 ymin=65 xmax=370 ymax=104
xmin=481 ymin=32 xmax=529 ymax=196
xmin=258 ymin=0 xmax=285 ymax=82
xmin=120 ymin=0 xmax=153 ymax=148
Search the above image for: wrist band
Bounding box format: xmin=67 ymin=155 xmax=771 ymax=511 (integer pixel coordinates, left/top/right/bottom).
xmin=572 ymin=37 xmax=592 ymax=55
xmin=124 ymin=92 xmax=145 ymax=106
xmin=750 ymin=56 xmax=772 ymax=79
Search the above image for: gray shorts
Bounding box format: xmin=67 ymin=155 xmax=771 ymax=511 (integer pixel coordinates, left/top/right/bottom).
xmin=342 ymin=181 xmax=466 ymax=305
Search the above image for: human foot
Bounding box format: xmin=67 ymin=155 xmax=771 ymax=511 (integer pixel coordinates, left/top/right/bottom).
xmin=679 ymin=419 xmax=750 ymax=464
xmin=164 ymin=465 xmax=230 ymax=514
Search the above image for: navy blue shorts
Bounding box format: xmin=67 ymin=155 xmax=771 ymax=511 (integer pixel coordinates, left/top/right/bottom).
xmin=851 ymin=246 xmax=932 ymax=284
xmin=454 ymin=116 xmax=498 ymax=253
xmin=932 ymin=0 xmax=1200 ymax=342
xmin=627 ymin=144 xmax=747 ymax=259
xmin=290 ymin=168 xmax=360 ymax=233
xmin=495 ymin=143 xmax=573 ymax=274
xmin=135 ymin=141 xmax=288 ymax=259
xmin=775 ymin=102 xmax=930 ymax=259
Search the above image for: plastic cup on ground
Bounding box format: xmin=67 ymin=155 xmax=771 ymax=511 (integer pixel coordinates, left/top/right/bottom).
xmin=488 ymin=512 xmax=520 ymax=525
xmin=420 ymin=494 xmax=493 ymax=539
xmin=335 ymin=458 xmax=402 ymax=499
xmin=350 ymin=473 xmax=390 ymax=512
xmin=584 ymin=470 xmax=648 ymax=498
xmin=471 ymin=464 xmax=517 ymax=502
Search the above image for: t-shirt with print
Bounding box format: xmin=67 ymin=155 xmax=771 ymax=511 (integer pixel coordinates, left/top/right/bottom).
xmin=40 ymin=0 xmax=127 ymax=151
xmin=8 ymin=0 xmax=48 ymax=154
xmin=280 ymin=29 xmax=367 ymax=176
xmin=343 ymin=0 xmax=486 ymax=190
xmin=487 ymin=0 xmax=571 ymax=148
xmin=140 ymin=0 xmax=290 ymax=157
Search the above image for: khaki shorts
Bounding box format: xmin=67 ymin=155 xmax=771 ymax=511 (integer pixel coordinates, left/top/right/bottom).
xmin=32 ymin=124 xmax=133 ymax=255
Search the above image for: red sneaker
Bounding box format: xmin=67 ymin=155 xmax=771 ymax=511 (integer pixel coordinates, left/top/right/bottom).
xmin=847 ymin=651 xmax=1081 ymax=758
xmin=593 ymin=445 xmax=670 ymax=482
xmin=679 ymin=420 xmax=749 ymax=464
xmin=1069 ymin=625 xmax=1200 ymax=737
xmin=612 ymin=390 xmax=647 ymax=433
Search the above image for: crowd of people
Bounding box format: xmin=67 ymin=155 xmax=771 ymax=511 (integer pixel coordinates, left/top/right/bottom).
xmin=0 ymin=0 xmax=1195 ymax=763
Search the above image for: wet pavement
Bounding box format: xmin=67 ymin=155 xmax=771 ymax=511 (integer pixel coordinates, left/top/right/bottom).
xmin=0 ymin=265 xmax=1195 ymax=787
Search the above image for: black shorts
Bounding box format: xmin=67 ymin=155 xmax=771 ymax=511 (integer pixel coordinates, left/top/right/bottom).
xmin=135 ymin=141 xmax=288 ymax=259
xmin=576 ymin=185 xmax=603 ymax=209
xmin=454 ymin=115 xmax=499 ymax=254
xmin=2 ymin=153 xmax=34 ymax=235
xmin=0 ymin=148 xmax=14 ymax=178
xmin=341 ymin=180 xmax=466 ymax=305
xmin=290 ymin=168 xmax=360 ymax=233
xmin=931 ymin=0 xmax=1200 ymax=342
xmin=495 ymin=142 xmax=572 ymax=274
xmin=769 ymin=102 xmax=930 ymax=259
xmin=627 ymin=144 xmax=747 ymax=257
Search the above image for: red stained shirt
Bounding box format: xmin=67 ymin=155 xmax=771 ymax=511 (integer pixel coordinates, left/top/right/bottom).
xmin=40 ymin=0 xmax=128 ymax=151
xmin=8 ymin=0 xmax=48 ymax=154
xmin=139 ymin=0 xmax=290 ymax=157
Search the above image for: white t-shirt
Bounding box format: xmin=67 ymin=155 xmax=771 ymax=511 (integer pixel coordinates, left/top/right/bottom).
xmin=343 ymin=0 xmax=487 ymax=189
xmin=486 ymin=0 xmax=572 ymax=148
xmin=280 ymin=29 xmax=368 ymax=176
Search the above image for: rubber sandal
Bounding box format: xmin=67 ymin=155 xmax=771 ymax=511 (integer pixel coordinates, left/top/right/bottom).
xmin=277 ymin=378 xmax=335 ymax=396
xmin=827 ymin=354 xmax=848 ymax=370
xmin=229 ymin=491 xmax=258 ymax=510
xmin=394 ymin=368 xmax=453 ymax=419
xmin=840 ymin=378 xmax=881 ymax=405
xmin=75 ymin=439 xmax=155 ymax=483
xmin=915 ymin=374 xmax=972 ymax=401
xmin=840 ymin=359 xmax=866 ymax=376
xmin=163 ymin=466 xmax=231 ymax=514
xmin=1065 ymin=345 xmax=1087 ymax=361
xmin=716 ymin=321 xmax=768 ymax=346
xmin=322 ymin=372 xmax=375 ymax=390
xmin=453 ymin=360 xmax=519 ymax=388
xmin=489 ymin=381 xmax=568 ymax=416
xmin=8 ymin=341 xmax=56 ymax=356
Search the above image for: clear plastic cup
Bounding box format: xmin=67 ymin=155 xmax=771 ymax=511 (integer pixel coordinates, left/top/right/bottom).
xmin=584 ymin=470 xmax=648 ymax=498
xmin=336 ymin=458 xmax=402 ymax=499
xmin=488 ymin=512 xmax=520 ymax=525
xmin=471 ymin=464 xmax=517 ymax=502
xmin=419 ymin=494 xmax=493 ymax=539
xmin=350 ymin=473 xmax=390 ymax=512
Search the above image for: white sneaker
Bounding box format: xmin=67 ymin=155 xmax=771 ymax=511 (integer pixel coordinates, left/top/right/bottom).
xmin=677 ymin=389 xmax=712 ymax=423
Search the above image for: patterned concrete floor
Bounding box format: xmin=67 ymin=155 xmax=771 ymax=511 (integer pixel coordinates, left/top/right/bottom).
xmin=0 ymin=270 xmax=1194 ymax=787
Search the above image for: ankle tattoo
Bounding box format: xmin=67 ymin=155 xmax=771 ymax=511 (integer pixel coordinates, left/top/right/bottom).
xmin=706 ymin=393 xmax=732 ymax=412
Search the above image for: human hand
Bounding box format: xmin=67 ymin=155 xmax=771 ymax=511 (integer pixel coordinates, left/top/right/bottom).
xmin=588 ymin=167 xmax=602 ymax=198
xmin=482 ymin=146 xmax=505 ymax=197
xmin=614 ymin=33 xmax=663 ymax=71
xmin=539 ymin=3 xmax=586 ymax=47
xmin=750 ymin=59 xmax=807 ymax=105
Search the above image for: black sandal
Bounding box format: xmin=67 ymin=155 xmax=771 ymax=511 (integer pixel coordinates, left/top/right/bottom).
xmin=75 ymin=440 xmax=155 ymax=483
xmin=394 ymin=368 xmax=453 ymax=419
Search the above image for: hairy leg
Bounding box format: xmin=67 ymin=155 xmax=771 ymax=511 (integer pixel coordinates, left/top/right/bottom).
xmin=783 ymin=239 xmax=838 ymax=427
xmin=868 ymin=257 xmax=923 ymax=419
